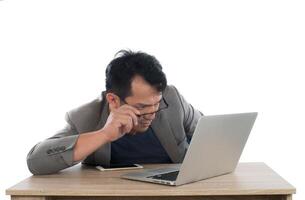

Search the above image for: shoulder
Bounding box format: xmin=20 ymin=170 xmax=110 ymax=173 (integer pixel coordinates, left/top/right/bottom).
xmin=162 ymin=85 xmax=185 ymax=116
xmin=163 ymin=85 xmax=184 ymax=105
xmin=163 ymin=85 xmax=180 ymax=97
xmin=66 ymin=94 xmax=105 ymax=132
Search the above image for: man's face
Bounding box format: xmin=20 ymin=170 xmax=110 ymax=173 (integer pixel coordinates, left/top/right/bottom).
xmin=123 ymin=75 xmax=162 ymax=133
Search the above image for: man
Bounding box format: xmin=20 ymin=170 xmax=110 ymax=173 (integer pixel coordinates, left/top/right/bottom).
xmin=27 ymin=50 xmax=203 ymax=175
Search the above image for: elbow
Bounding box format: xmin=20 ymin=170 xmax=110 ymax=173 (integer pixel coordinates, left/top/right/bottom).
xmin=26 ymin=156 xmax=71 ymax=175
xmin=26 ymin=136 xmax=79 ymax=175
xmin=26 ymin=157 xmax=45 ymax=175
xmin=26 ymin=150 xmax=77 ymax=175
xmin=26 ymin=145 xmax=43 ymax=175
xmin=26 ymin=146 xmax=64 ymax=175
xmin=26 ymin=155 xmax=61 ymax=175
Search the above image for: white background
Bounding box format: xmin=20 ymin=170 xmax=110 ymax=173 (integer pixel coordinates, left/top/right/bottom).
xmin=0 ymin=0 xmax=304 ymax=199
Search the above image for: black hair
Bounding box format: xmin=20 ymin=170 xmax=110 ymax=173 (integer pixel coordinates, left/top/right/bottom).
xmin=105 ymin=49 xmax=167 ymax=99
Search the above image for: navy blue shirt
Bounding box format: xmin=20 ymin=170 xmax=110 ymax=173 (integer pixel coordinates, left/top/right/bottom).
xmin=110 ymin=127 xmax=172 ymax=164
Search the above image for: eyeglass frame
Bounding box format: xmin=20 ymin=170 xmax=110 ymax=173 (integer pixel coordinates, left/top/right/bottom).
xmin=119 ymin=96 xmax=169 ymax=118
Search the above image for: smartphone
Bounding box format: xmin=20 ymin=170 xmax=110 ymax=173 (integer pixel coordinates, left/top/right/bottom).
xmin=96 ymin=163 xmax=143 ymax=171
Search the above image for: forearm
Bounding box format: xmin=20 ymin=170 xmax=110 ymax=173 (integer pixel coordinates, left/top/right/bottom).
xmin=73 ymin=129 xmax=111 ymax=162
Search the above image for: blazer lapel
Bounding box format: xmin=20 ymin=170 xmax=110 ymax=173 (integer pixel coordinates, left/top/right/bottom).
xmin=151 ymin=111 xmax=182 ymax=163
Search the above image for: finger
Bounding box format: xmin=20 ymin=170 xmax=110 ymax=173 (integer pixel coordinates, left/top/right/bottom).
xmin=115 ymin=107 xmax=138 ymax=125
xmin=117 ymin=115 xmax=133 ymax=133
xmin=110 ymin=112 xmax=134 ymax=135
xmin=119 ymin=109 xmax=138 ymax=126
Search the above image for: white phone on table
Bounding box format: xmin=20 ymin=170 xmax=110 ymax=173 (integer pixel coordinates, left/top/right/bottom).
xmin=96 ymin=164 xmax=143 ymax=171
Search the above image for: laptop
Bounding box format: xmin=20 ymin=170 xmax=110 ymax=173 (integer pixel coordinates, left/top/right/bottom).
xmin=121 ymin=112 xmax=258 ymax=186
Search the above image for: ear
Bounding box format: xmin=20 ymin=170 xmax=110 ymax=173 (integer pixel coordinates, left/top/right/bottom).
xmin=106 ymin=93 xmax=121 ymax=110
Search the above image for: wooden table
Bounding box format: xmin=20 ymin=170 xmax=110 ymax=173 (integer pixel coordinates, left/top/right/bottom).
xmin=6 ymin=162 xmax=295 ymax=200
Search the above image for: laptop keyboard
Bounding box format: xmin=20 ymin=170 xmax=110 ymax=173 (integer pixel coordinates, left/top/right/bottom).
xmin=147 ymin=170 xmax=179 ymax=181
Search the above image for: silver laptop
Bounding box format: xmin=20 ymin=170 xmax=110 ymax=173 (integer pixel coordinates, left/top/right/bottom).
xmin=121 ymin=112 xmax=258 ymax=186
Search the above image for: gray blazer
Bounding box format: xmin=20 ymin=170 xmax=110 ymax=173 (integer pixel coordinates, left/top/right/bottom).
xmin=27 ymin=85 xmax=203 ymax=175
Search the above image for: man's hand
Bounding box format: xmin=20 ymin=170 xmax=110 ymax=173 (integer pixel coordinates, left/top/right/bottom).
xmin=72 ymin=105 xmax=140 ymax=162
xmin=101 ymin=105 xmax=140 ymax=142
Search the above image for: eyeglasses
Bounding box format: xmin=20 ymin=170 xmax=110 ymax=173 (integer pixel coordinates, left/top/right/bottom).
xmin=120 ymin=97 xmax=169 ymax=118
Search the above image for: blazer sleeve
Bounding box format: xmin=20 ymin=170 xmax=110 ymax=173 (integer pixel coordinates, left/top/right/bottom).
xmin=26 ymin=112 xmax=81 ymax=175
xmin=172 ymin=86 xmax=203 ymax=140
